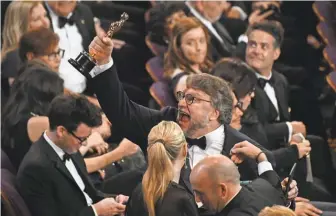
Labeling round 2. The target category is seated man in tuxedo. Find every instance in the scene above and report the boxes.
[190,141,288,216]
[246,20,336,199]
[17,94,127,216]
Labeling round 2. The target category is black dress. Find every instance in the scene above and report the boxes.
[2,113,34,170]
[126,181,199,216]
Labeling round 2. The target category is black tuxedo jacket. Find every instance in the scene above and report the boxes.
[240,111,299,171]
[16,136,105,216]
[217,170,286,216]
[44,2,96,50]
[251,71,291,146]
[89,64,276,195]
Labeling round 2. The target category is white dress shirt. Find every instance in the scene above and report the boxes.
[45,3,87,93]
[255,72,293,142]
[43,132,98,216]
[91,60,274,175]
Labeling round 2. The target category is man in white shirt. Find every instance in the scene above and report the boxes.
[44,1,96,94]
[245,20,306,145]
[17,94,127,216]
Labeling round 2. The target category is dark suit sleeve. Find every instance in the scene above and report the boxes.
[91,65,175,150]
[264,122,290,144]
[227,210,254,216]
[272,145,298,170]
[258,170,282,189]
[17,163,95,216]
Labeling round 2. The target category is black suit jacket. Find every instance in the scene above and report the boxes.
[251,71,291,146]
[240,111,299,171]
[44,2,95,50]
[125,182,199,216]
[16,136,105,216]
[90,64,275,195]
[217,170,286,216]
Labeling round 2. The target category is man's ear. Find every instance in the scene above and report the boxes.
[26,52,35,61]
[56,126,67,139]
[209,109,220,121]
[273,48,281,61]
[219,183,227,198]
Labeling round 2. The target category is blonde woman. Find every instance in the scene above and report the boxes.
[1,1,50,97]
[126,121,198,216]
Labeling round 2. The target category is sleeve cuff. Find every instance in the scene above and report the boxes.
[238,34,248,43]
[89,58,114,78]
[286,122,293,143]
[91,205,98,216]
[258,161,273,175]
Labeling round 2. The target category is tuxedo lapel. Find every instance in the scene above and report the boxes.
[179,156,194,195]
[43,2,54,31]
[272,73,288,121]
[72,8,90,49]
[254,86,279,122]
[38,137,89,204]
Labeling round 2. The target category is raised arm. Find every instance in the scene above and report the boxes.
[86,34,176,149]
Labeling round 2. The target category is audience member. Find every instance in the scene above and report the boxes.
[126,121,198,216]
[43,0,95,94]
[17,94,128,216]
[1,66,64,169]
[147,2,187,47]
[211,58,311,172]
[164,17,213,95]
[19,27,62,72]
[190,142,286,216]
[1,1,50,98]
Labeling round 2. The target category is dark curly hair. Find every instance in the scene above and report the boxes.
[147,2,188,46]
[48,94,102,132]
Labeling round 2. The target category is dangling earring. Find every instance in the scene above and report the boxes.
[184,157,189,169]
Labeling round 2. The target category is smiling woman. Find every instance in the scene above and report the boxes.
[164,17,213,96]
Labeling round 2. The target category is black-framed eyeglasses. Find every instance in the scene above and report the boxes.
[176,91,211,105]
[44,48,65,60]
[234,101,244,112]
[68,130,90,144]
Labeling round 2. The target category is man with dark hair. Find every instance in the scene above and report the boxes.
[17,94,127,216]
[73,31,299,206]
[246,20,336,201]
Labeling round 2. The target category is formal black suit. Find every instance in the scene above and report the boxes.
[125,181,199,216]
[240,110,299,171]
[217,170,286,216]
[89,63,276,196]
[251,71,290,146]
[16,136,105,216]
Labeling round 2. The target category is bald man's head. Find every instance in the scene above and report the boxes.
[191,155,240,185]
[190,155,241,212]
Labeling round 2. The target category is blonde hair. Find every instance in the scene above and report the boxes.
[1,1,41,59]
[142,121,187,216]
[259,205,297,216]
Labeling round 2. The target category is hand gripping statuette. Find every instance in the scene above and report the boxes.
[68,12,129,75]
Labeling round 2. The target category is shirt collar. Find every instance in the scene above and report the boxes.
[255,71,272,80]
[45,2,73,28]
[43,131,66,161]
[204,125,224,145]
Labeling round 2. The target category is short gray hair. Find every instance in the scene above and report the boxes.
[186,73,233,124]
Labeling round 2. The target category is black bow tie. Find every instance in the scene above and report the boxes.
[258,76,275,89]
[187,137,207,150]
[62,153,71,163]
[58,16,75,28]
